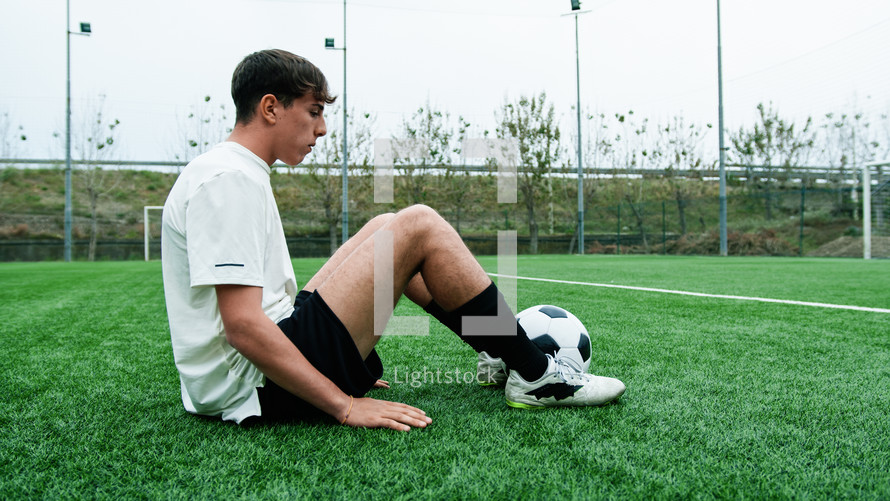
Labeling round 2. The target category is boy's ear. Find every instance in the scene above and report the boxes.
[258,94,278,125]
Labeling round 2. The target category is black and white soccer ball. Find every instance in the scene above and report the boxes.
[516,305,592,372]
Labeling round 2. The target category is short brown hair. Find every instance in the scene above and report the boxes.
[231,49,336,124]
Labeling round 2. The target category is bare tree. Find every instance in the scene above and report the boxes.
[300,104,376,254]
[610,110,654,250]
[878,112,890,163]
[1,111,27,160]
[1,111,28,195]
[170,95,232,166]
[560,109,613,252]
[57,96,121,261]
[818,111,877,214]
[658,116,709,235]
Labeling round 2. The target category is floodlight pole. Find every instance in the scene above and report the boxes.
[716,0,728,256]
[340,0,348,245]
[566,2,590,255]
[326,0,348,246]
[574,11,584,255]
[65,1,72,262]
[863,162,871,260]
[65,0,90,262]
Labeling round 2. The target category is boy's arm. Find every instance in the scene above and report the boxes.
[215,284,430,431]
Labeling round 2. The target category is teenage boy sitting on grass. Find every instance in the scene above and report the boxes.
[161,49,625,431]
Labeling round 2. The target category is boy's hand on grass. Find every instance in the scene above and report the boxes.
[345,398,431,432]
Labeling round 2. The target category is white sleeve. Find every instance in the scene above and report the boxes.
[185,171,267,288]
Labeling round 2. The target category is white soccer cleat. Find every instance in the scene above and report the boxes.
[505,355,625,408]
[476,351,508,386]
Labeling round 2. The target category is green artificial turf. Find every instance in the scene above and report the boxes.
[1,256,888,499]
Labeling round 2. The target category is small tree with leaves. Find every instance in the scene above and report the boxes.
[496,92,563,254]
[392,102,454,207]
[437,116,488,234]
[730,102,815,220]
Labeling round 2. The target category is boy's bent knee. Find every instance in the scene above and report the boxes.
[399,204,441,222]
[368,212,396,227]
[391,205,454,243]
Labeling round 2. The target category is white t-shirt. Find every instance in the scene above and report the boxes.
[161,141,298,424]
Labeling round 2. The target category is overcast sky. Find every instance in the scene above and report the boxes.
[2,0,889,163]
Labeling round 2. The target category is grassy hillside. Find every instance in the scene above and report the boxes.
[0,167,868,258]
[0,168,175,240]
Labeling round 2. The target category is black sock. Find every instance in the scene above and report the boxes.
[423,283,548,381]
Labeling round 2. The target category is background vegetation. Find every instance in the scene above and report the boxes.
[0,165,877,260]
[1,95,888,260]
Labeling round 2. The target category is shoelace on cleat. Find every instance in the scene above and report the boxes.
[553,357,587,383]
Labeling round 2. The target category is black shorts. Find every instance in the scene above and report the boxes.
[255,289,383,422]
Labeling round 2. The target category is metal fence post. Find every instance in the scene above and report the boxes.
[799,184,806,257]
[616,204,621,256]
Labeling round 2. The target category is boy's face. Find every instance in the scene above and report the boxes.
[272,93,327,166]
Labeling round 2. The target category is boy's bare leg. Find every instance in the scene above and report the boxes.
[305,212,434,309]
[303,212,395,293]
[305,211,441,338]
[404,273,433,307]
[315,205,491,359]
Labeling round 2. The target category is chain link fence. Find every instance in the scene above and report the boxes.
[2,180,887,261]
[277,183,887,259]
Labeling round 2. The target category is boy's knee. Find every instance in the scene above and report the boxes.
[393,205,446,237]
[401,204,440,221]
[369,212,396,226]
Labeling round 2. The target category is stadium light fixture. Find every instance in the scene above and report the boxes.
[65,1,91,262]
[325,0,349,246]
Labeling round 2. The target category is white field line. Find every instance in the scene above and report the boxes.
[488,273,890,314]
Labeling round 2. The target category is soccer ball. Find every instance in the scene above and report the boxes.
[516,305,592,372]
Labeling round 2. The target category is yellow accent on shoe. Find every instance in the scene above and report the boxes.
[505,400,544,409]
